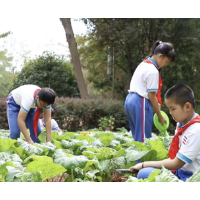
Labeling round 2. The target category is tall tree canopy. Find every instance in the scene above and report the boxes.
[78,18,200,100]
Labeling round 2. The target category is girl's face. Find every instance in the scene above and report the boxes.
[165,98,193,125]
[157,54,171,68]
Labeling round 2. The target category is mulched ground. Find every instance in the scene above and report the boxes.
[44,173,69,182]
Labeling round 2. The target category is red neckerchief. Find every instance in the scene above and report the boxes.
[33,89,41,138]
[168,114,200,173]
[144,59,163,106]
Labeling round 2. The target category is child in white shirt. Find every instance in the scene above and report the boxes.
[130,84,200,181]
[6,84,56,144]
[39,108,63,136]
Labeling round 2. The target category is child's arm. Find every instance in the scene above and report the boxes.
[18,109,34,144]
[57,128,63,136]
[52,119,63,135]
[43,109,52,142]
[130,157,185,171]
[148,92,166,125]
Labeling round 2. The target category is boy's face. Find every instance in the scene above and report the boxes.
[165,98,190,124]
[36,97,49,108]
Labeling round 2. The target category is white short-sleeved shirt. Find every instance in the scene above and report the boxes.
[39,118,59,132]
[128,58,159,99]
[11,84,51,113]
[175,114,200,173]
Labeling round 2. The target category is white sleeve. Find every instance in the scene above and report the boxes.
[21,96,34,113]
[51,119,59,130]
[177,125,200,163]
[145,71,159,93]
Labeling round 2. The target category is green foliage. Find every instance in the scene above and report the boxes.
[0,32,11,39]
[79,18,200,129]
[0,128,199,182]
[9,51,80,97]
[98,116,115,131]
[53,97,128,131]
[0,98,9,129]
[0,50,14,97]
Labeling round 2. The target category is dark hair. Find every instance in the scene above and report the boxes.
[38,88,56,105]
[146,40,175,61]
[165,84,195,108]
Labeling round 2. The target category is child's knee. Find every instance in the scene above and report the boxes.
[10,131,20,139]
[137,167,157,179]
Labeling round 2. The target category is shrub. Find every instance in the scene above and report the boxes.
[0,97,129,132]
[53,97,129,131]
[0,98,9,129]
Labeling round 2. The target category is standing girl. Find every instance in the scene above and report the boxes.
[124,40,175,142]
[6,84,56,144]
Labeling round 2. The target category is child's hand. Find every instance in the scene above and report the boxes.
[129,163,143,171]
[27,139,34,145]
[158,115,167,125]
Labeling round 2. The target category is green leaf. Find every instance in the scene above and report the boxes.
[17,139,43,155]
[26,161,66,181]
[61,139,83,151]
[6,166,42,182]
[0,152,23,169]
[0,138,17,152]
[186,168,200,182]
[125,149,151,162]
[110,157,126,170]
[10,146,29,160]
[140,150,157,162]
[115,148,125,157]
[0,161,15,182]
[23,155,53,165]
[99,160,110,176]
[54,149,88,173]
[147,140,168,160]
[76,135,94,143]
[34,142,56,157]
[129,141,150,151]
[52,139,63,149]
[155,166,183,182]
[83,158,102,174]
[97,133,115,147]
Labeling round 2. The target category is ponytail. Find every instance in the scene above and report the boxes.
[144,40,175,61]
[144,40,162,60]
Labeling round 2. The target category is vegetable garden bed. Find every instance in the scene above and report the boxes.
[0,129,199,182]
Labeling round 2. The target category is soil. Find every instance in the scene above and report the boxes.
[44,173,69,182]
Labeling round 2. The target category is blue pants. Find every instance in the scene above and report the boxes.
[137,167,193,182]
[124,93,153,142]
[6,94,42,143]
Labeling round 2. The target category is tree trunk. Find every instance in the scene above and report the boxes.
[60,18,89,99]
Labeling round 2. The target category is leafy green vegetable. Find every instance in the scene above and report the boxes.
[54,149,88,172]
[6,166,42,182]
[23,155,53,165]
[0,138,17,152]
[26,161,66,181]
[17,139,43,155]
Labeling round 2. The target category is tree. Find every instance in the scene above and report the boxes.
[60,18,89,99]
[9,52,80,98]
[0,50,14,97]
[0,32,10,39]
[79,18,200,100]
